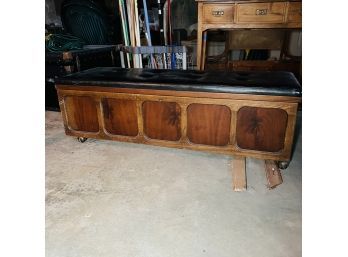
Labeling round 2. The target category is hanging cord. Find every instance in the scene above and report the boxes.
[45,34,85,52]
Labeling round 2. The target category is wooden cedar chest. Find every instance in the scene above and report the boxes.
[55,67,301,171]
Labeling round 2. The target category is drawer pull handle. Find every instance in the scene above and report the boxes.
[256,9,268,15]
[212,10,224,17]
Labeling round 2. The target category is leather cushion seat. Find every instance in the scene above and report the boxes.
[56,67,301,97]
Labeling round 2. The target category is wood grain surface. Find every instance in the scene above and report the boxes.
[57,86,299,161]
[287,2,302,23]
[235,2,287,24]
[102,98,138,136]
[236,106,288,152]
[202,4,234,23]
[232,156,246,191]
[64,96,99,132]
[187,103,231,146]
[143,101,181,141]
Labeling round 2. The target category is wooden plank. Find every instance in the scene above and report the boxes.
[232,156,246,191]
[179,103,188,142]
[264,160,283,189]
[196,2,203,70]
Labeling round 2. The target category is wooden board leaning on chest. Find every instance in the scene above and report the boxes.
[196,0,302,70]
[56,85,300,162]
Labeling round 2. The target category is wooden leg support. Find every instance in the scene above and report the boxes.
[232,156,246,191]
[264,160,283,189]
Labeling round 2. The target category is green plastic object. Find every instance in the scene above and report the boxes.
[45,34,85,52]
[61,0,110,45]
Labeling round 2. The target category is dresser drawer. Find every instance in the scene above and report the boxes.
[235,2,287,24]
[287,2,302,23]
[202,4,234,23]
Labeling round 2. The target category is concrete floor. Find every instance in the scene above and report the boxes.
[46,111,302,257]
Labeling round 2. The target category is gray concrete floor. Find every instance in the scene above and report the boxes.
[46,111,301,257]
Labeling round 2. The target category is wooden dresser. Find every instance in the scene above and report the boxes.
[196,0,302,70]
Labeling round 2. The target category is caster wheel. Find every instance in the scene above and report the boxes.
[277,161,289,170]
[77,137,87,143]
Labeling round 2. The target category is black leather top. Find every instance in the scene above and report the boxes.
[56,67,301,97]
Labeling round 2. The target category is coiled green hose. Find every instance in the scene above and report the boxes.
[45,34,86,52]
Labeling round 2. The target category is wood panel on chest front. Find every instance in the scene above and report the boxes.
[102,98,138,136]
[64,96,99,132]
[236,106,288,152]
[187,103,231,146]
[58,88,299,161]
[142,101,182,141]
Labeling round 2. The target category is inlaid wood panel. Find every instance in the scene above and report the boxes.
[235,2,287,24]
[142,101,181,141]
[64,96,99,132]
[202,4,234,23]
[236,107,288,152]
[287,2,302,23]
[57,85,300,161]
[102,98,138,136]
[187,103,231,146]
